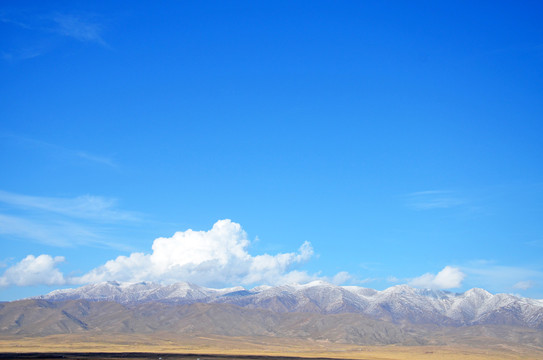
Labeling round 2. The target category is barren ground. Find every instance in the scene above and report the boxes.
[1,334,543,360]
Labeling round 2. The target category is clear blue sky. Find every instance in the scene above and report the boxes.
[1,1,542,301]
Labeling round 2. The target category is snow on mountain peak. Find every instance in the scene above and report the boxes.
[251,284,272,292]
[382,284,416,295]
[464,288,492,298]
[31,281,543,329]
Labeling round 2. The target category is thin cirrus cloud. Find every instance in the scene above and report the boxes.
[0,213,101,248]
[405,190,465,210]
[0,190,138,222]
[1,10,108,61]
[1,47,44,61]
[0,190,140,249]
[51,13,107,46]
[75,151,117,168]
[461,261,543,293]
[514,281,535,290]
[0,220,327,288]
[1,133,118,168]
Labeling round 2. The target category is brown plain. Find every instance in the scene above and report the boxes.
[1,333,543,360]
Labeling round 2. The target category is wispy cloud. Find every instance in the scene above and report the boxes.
[1,10,109,61]
[2,47,44,61]
[1,133,118,168]
[51,13,107,46]
[75,151,117,168]
[461,261,543,294]
[405,190,466,210]
[0,214,100,247]
[525,239,543,248]
[0,15,33,30]
[0,190,141,249]
[514,280,535,290]
[0,190,138,222]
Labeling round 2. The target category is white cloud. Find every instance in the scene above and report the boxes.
[76,151,117,167]
[1,133,117,168]
[330,271,351,285]
[0,190,136,222]
[1,220,353,288]
[75,219,316,287]
[513,280,534,290]
[462,262,543,293]
[0,255,65,287]
[52,14,107,46]
[409,266,465,289]
[0,190,141,249]
[0,213,101,247]
[405,190,465,210]
[1,11,108,48]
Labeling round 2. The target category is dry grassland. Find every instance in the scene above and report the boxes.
[1,334,543,360]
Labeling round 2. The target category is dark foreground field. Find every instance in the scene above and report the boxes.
[0,355,342,360]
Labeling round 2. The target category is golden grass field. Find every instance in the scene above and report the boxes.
[1,334,543,360]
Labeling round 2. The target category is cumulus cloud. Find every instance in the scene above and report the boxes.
[409,266,465,289]
[1,220,354,288]
[0,255,65,287]
[75,219,316,287]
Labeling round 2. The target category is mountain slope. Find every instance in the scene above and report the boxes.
[2,298,543,349]
[0,299,419,345]
[34,281,543,329]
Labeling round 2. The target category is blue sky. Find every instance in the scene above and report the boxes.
[1,1,542,301]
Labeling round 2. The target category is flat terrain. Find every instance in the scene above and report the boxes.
[0,355,341,360]
[1,334,543,360]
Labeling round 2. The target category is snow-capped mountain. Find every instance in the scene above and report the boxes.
[34,280,543,329]
[38,281,244,304]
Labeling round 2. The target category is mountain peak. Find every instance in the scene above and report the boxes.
[383,284,415,294]
[299,280,333,288]
[463,288,492,299]
[29,281,543,329]
[251,284,272,292]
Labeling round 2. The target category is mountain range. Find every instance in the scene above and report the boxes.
[30,280,543,329]
[1,281,543,350]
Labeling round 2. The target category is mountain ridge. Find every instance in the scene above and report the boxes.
[3,297,543,349]
[30,281,543,329]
